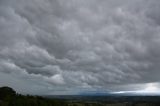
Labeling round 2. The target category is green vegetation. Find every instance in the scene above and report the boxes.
[0,87,67,106]
[0,86,160,106]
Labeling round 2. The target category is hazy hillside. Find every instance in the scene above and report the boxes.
[1,87,160,106]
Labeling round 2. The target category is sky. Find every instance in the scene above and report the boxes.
[0,0,160,95]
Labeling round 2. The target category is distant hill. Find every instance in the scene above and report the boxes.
[1,86,160,106]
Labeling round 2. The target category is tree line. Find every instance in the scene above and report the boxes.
[0,86,67,106]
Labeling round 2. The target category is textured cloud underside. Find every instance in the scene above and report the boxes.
[0,0,160,94]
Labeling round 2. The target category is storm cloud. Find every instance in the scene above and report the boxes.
[0,0,160,94]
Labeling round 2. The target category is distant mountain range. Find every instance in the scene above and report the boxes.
[1,86,160,106]
[77,90,160,96]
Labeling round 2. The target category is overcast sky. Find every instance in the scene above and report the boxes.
[0,0,160,95]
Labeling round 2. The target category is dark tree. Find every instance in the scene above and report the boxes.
[0,87,16,100]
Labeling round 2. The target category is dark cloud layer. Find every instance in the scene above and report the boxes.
[0,0,160,94]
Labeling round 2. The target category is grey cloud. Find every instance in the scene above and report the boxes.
[0,0,160,94]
